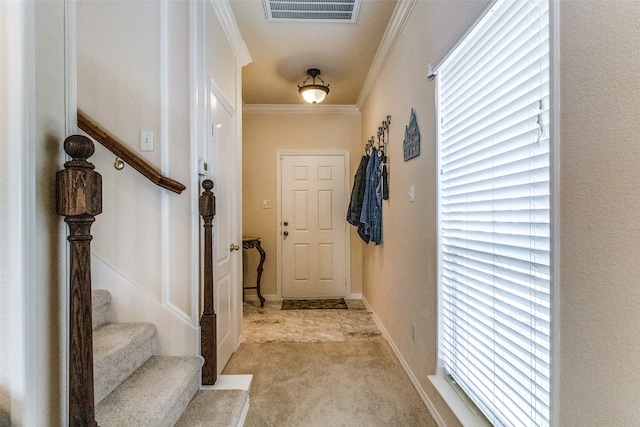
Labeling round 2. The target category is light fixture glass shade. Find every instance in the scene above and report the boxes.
[298,69,329,104]
[299,86,329,104]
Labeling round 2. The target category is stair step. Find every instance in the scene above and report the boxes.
[94,322,156,405]
[176,389,249,427]
[96,356,203,427]
[92,289,111,330]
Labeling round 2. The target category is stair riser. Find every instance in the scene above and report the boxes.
[93,303,111,330]
[95,356,203,427]
[157,371,201,427]
[91,290,204,426]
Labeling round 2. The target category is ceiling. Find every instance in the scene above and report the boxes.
[229,0,398,105]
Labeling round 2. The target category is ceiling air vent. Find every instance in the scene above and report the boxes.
[263,0,361,23]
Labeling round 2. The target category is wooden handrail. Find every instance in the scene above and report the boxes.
[56,135,101,427]
[199,179,217,385]
[77,109,186,194]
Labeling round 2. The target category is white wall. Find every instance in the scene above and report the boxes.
[0,1,69,424]
[77,0,248,359]
[77,1,197,355]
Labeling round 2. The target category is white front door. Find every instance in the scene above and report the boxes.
[208,84,239,373]
[280,154,348,298]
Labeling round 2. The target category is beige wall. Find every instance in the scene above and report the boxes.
[358,1,481,425]
[358,0,640,425]
[242,108,362,298]
[558,1,640,424]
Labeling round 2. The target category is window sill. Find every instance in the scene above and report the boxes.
[429,374,491,427]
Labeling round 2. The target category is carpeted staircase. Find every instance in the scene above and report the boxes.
[92,289,251,426]
[92,289,203,426]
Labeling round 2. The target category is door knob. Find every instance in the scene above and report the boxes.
[283,221,289,226]
[283,231,289,237]
[230,244,240,252]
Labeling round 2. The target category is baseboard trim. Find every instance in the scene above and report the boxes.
[242,294,278,303]
[244,294,362,302]
[361,296,446,427]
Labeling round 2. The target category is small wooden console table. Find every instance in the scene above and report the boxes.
[242,237,265,307]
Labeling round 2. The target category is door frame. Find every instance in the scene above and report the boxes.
[275,150,351,300]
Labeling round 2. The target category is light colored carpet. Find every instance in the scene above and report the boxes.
[242,300,382,343]
[222,340,438,427]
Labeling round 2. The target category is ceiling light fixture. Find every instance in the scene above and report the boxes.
[298,69,330,104]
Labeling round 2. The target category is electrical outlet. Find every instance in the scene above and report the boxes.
[262,199,271,209]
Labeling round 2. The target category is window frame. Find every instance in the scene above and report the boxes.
[428,1,560,425]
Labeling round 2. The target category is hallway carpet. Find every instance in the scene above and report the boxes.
[223,302,438,427]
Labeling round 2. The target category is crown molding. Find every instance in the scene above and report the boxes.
[243,104,361,114]
[356,0,417,109]
[209,0,252,66]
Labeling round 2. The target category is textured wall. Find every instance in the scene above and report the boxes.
[358,1,484,425]
[360,0,640,425]
[559,1,640,424]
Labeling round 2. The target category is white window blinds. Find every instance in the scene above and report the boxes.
[437,0,550,426]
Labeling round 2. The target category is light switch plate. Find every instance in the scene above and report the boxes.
[140,131,154,152]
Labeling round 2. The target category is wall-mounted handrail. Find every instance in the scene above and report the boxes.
[77,109,186,194]
[199,179,217,385]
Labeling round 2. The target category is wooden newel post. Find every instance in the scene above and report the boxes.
[56,135,102,427]
[199,179,217,385]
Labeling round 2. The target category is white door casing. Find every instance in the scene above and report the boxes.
[278,152,350,298]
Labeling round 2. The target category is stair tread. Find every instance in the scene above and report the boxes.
[96,356,203,427]
[176,389,249,427]
[94,322,156,369]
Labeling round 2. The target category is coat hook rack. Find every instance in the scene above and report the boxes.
[361,115,391,200]
[364,115,391,156]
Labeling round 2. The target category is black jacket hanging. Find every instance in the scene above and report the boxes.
[346,154,369,227]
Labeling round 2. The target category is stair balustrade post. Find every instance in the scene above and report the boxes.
[199,179,217,385]
[56,135,102,427]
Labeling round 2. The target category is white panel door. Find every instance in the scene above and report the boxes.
[208,85,238,373]
[281,155,347,298]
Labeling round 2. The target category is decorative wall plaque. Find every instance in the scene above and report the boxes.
[403,109,420,161]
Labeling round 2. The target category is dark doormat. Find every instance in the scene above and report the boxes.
[282,298,348,310]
